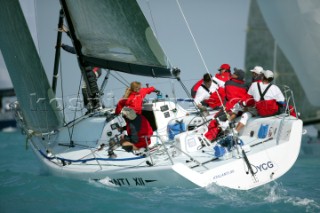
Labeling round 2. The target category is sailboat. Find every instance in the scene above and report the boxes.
[0,53,16,132]
[0,88,16,132]
[0,0,302,190]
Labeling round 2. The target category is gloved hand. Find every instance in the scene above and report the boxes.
[154,90,161,95]
[239,101,247,108]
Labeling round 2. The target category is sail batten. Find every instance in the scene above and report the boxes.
[60,0,173,78]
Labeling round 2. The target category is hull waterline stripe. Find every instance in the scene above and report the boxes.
[38,150,145,163]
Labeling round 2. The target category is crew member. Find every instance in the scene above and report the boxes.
[194,73,224,112]
[120,107,153,151]
[115,81,159,115]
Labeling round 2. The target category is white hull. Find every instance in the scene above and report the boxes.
[25,101,302,190]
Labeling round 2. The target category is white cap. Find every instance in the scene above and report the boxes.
[263,70,274,78]
[121,107,137,120]
[250,66,263,74]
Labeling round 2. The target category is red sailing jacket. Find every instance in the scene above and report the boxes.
[215,72,231,82]
[224,78,248,110]
[204,119,221,141]
[115,87,155,114]
[191,79,204,98]
[205,87,225,109]
[191,79,225,108]
[126,115,153,148]
[256,100,279,117]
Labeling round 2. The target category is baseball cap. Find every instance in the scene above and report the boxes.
[218,64,230,71]
[233,68,245,81]
[250,66,263,74]
[121,107,137,120]
[263,70,274,78]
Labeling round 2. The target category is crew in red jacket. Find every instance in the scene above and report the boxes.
[115,81,158,115]
[231,70,286,135]
[204,68,247,141]
[224,68,248,111]
[120,107,154,151]
[215,64,232,85]
[194,73,225,111]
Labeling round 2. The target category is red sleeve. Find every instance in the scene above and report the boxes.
[243,94,255,107]
[139,87,155,98]
[115,99,127,115]
[206,88,225,109]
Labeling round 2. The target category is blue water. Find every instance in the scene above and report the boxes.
[0,131,319,213]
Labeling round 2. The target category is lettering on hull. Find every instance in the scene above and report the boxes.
[212,169,235,180]
[250,161,274,174]
[108,177,157,186]
[211,161,275,180]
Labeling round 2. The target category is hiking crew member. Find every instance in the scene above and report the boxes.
[224,68,248,111]
[250,66,264,83]
[194,73,224,111]
[248,70,285,117]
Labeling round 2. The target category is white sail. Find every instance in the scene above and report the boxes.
[257,0,320,107]
[0,52,12,90]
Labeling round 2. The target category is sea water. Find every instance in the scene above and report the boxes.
[0,130,319,213]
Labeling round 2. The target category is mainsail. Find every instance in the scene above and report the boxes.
[60,0,173,78]
[0,0,63,132]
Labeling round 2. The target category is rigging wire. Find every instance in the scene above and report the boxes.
[175,0,210,74]
[145,0,173,69]
[58,55,72,142]
[145,0,178,102]
[109,72,130,87]
[175,0,230,123]
[69,75,85,140]
[114,71,130,86]
[59,58,66,124]
[146,0,158,38]
[33,1,41,55]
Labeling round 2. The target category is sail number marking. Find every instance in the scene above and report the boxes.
[109,177,156,186]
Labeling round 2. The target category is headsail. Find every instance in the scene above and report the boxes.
[0,0,63,132]
[60,0,173,78]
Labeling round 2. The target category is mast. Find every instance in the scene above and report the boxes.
[52,9,65,94]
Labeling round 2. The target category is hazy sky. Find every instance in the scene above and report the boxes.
[2,0,250,102]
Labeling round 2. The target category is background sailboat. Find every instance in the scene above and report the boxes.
[0,53,16,131]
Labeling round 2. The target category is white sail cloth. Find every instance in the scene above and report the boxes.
[258,0,320,106]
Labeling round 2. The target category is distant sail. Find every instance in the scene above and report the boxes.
[61,0,172,78]
[257,0,320,107]
[0,0,63,132]
[0,52,13,90]
[246,0,320,123]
